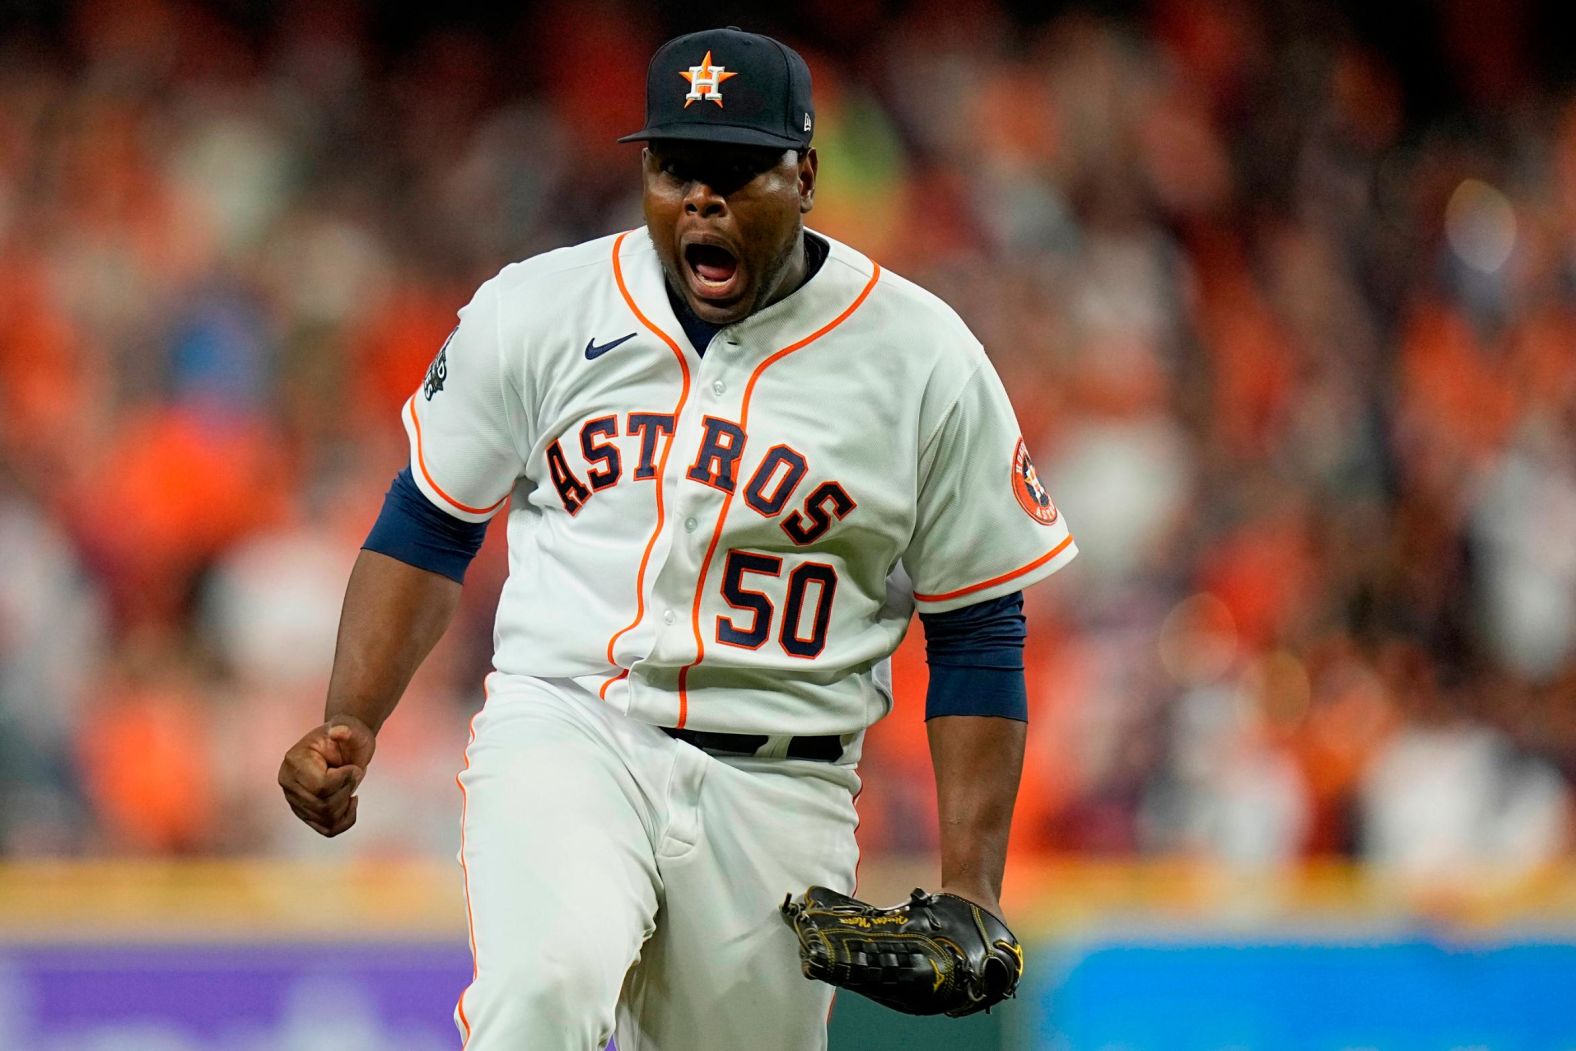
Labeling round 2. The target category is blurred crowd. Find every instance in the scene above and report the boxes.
[1,0,1573,877]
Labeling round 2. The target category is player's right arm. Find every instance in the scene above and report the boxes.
[278,551,461,835]
[279,278,524,838]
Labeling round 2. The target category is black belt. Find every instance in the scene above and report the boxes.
[662,727,842,762]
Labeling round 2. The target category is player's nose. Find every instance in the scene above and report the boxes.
[682,179,727,218]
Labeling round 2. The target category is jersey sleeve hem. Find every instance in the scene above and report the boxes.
[402,395,511,523]
[913,534,1077,614]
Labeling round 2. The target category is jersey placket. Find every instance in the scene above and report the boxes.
[629,324,754,726]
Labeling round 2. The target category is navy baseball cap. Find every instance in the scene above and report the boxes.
[619,27,814,150]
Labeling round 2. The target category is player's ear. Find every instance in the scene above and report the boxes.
[640,146,664,194]
[798,147,817,214]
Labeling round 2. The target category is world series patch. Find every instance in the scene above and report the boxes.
[424,328,454,401]
[1012,437,1057,525]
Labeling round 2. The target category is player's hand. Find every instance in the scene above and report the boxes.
[278,716,377,837]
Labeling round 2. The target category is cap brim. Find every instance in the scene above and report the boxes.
[617,123,806,148]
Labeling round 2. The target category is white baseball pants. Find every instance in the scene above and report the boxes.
[453,673,861,1050]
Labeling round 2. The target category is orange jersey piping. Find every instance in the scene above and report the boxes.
[455,682,486,1046]
[912,533,1076,603]
[601,231,693,697]
[406,396,510,517]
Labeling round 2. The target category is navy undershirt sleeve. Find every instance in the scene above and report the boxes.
[362,466,490,584]
[918,591,1028,721]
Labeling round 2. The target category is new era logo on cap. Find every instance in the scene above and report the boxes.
[619,27,815,150]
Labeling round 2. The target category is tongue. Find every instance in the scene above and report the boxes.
[696,259,736,283]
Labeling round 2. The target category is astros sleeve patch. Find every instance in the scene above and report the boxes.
[1012,437,1059,525]
[903,361,1077,613]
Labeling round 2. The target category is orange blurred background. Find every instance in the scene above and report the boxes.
[1,0,1573,887]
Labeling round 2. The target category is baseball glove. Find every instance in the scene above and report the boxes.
[779,885,1023,1017]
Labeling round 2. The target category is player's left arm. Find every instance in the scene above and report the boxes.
[780,591,1030,1014]
[919,591,1029,918]
[903,346,1077,918]
[929,714,1024,918]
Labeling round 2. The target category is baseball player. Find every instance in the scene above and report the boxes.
[278,26,1076,1049]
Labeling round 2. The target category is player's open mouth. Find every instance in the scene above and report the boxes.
[683,242,742,301]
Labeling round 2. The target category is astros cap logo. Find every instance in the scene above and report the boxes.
[681,50,738,108]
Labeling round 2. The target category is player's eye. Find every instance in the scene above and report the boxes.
[654,156,760,193]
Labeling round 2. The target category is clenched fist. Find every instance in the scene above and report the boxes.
[278,716,376,836]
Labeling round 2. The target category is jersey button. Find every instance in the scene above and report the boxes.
[663,609,676,625]
[683,516,698,532]
[712,380,726,396]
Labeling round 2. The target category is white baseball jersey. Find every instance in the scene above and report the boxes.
[403,229,1076,739]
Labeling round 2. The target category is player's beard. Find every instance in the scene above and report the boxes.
[755,223,807,311]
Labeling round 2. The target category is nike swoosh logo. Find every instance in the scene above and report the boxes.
[585,333,637,360]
